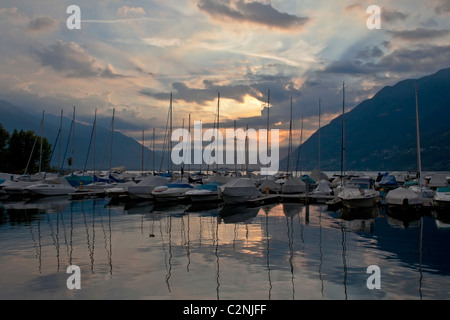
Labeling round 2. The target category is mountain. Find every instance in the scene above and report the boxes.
[283,68,450,172]
[0,101,164,171]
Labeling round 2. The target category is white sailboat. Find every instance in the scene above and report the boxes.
[127,175,169,199]
[408,83,435,206]
[221,178,262,204]
[186,181,221,202]
[386,187,421,210]
[151,179,194,202]
[24,177,75,196]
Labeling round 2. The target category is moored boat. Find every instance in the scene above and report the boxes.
[338,177,379,209]
[385,187,421,212]
[151,180,194,202]
[433,187,450,210]
[186,182,221,203]
[221,178,262,205]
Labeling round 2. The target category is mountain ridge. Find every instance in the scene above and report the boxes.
[283,67,450,172]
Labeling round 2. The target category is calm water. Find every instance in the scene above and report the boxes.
[0,196,450,300]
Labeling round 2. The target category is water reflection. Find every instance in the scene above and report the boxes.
[0,197,450,299]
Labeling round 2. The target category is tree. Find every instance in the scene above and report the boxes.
[5,129,52,174]
[0,124,9,171]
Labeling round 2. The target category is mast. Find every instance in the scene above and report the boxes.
[188,113,191,174]
[58,109,63,173]
[287,96,293,176]
[152,128,155,175]
[266,89,270,179]
[142,129,145,174]
[109,108,115,176]
[72,106,75,170]
[415,82,422,189]
[169,93,173,177]
[234,119,237,175]
[217,92,220,173]
[39,110,44,174]
[318,99,321,172]
[340,82,346,183]
[93,109,97,179]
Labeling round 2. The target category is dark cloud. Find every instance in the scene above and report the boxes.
[140,80,259,104]
[27,16,57,32]
[355,46,384,60]
[388,28,450,41]
[33,40,126,78]
[379,44,450,73]
[197,0,309,29]
[322,44,450,76]
[382,7,409,23]
[435,0,450,14]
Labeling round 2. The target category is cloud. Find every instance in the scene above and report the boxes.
[435,0,450,14]
[382,7,409,23]
[140,80,257,104]
[322,44,450,76]
[197,0,309,30]
[117,5,146,18]
[27,16,57,32]
[388,28,450,41]
[142,37,183,48]
[33,40,126,78]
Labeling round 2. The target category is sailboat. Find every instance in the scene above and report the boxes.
[386,186,421,212]
[186,181,222,202]
[127,175,169,199]
[151,179,194,202]
[24,176,76,196]
[221,178,262,204]
[337,83,379,209]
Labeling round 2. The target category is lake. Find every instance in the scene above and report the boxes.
[0,196,449,300]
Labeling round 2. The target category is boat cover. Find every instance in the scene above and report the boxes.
[282,177,306,194]
[222,178,261,197]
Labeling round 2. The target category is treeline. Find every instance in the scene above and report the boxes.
[0,123,52,174]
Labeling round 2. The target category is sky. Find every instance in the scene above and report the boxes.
[1,0,450,151]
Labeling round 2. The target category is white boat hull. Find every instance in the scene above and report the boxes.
[152,188,191,202]
[341,196,378,209]
[26,186,75,196]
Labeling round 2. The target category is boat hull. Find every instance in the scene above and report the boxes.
[340,196,378,209]
[433,199,450,210]
[152,188,191,202]
[27,187,75,196]
[188,193,220,203]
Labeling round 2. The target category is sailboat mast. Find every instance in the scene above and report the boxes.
[188,113,191,174]
[217,92,220,173]
[142,129,145,174]
[93,109,97,179]
[59,109,63,173]
[110,108,115,175]
[266,89,270,179]
[341,82,346,182]
[287,96,293,175]
[169,93,173,177]
[152,128,155,174]
[415,82,422,186]
[39,110,44,174]
[318,99,321,172]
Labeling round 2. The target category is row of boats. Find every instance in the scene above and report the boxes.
[1,169,449,214]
